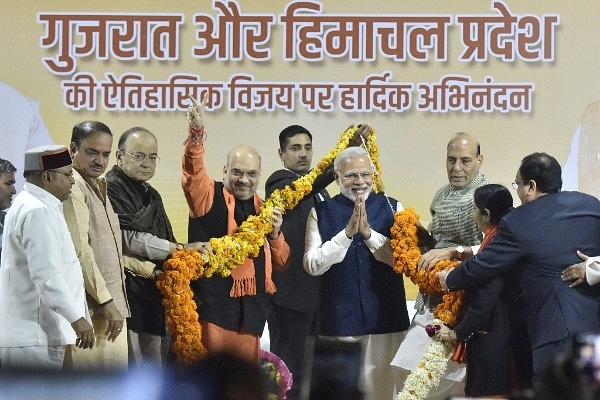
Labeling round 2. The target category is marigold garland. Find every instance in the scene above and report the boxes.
[391,207,465,400]
[157,125,381,364]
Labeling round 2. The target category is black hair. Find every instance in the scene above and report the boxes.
[0,158,17,174]
[519,152,562,194]
[278,125,312,150]
[71,121,112,146]
[473,184,514,225]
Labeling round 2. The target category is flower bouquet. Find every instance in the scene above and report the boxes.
[260,349,293,400]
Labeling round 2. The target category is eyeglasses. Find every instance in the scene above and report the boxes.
[511,180,527,190]
[122,151,160,164]
[47,170,74,178]
[342,171,373,182]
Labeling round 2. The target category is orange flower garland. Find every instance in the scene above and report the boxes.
[390,207,464,326]
[392,208,465,400]
[157,125,380,364]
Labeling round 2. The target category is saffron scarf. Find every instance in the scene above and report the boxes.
[222,188,276,297]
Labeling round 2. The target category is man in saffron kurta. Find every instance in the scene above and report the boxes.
[182,97,290,364]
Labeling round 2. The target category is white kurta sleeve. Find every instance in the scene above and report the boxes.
[586,256,600,286]
[303,207,353,276]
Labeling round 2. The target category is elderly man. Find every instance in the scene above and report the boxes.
[62,121,130,371]
[438,152,600,380]
[0,158,17,255]
[392,132,492,399]
[106,127,204,368]
[182,96,290,365]
[303,146,409,400]
[264,123,368,399]
[0,145,94,371]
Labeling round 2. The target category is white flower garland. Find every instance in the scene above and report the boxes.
[396,335,454,400]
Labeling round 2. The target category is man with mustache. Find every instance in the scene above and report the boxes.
[0,145,94,371]
[62,121,130,371]
[303,146,409,400]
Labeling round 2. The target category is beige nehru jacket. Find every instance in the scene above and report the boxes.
[63,170,130,318]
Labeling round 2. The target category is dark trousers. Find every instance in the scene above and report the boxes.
[267,303,314,400]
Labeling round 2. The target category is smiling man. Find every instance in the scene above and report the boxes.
[303,146,409,400]
[182,95,290,365]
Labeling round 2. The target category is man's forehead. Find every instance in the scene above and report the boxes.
[0,172,15,182]
[125,133,157,151]
[228,155,260,171]
[286,133,312,145]
[340,156,371,170]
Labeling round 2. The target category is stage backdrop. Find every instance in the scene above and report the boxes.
[2,0,599,298]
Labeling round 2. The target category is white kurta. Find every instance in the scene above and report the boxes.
[0,183,87,347]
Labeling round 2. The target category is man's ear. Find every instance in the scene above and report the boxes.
[40,170,52,186]
[483,208,491,223]
[69,142,77,157]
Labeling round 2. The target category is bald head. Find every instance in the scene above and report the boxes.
[226,145,261,169]
[223,145,262,200]
[446,132,483,189]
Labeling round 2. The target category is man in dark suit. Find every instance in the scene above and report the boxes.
[438,152,600,379]
[264,124,368,399]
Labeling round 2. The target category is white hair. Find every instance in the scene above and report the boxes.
[333,146,370,172]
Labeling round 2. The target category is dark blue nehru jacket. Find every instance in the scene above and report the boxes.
[314,193,410,336]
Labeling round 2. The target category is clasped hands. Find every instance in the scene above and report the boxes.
[345,193,371,240]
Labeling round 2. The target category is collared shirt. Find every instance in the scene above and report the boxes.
[0,183,87,347]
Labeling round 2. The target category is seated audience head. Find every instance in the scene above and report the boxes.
[446,132,483,190]
[333,146,373,202]
[277,124,313,175]
[0,158,17,210]
[116,127,159,182]
[473,184,514,232]
[223,145,261,201]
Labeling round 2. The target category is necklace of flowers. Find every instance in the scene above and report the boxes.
[156,125,381,364]
[391,208,465,400]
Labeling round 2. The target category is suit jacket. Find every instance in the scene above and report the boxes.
[447,191,600,356]
[264,166,333,313]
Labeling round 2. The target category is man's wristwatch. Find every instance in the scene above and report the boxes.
[455,245,465,260]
